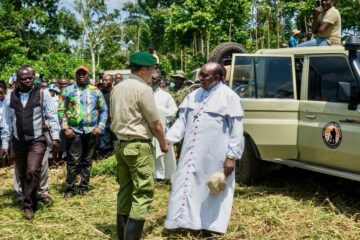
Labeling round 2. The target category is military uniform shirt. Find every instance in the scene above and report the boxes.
[110,74,159,140]
[318,6,341,45]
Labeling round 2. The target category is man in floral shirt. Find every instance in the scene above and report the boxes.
[58,66,108,197]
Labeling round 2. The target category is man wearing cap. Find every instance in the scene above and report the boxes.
[58,66,107,198]
[288,29,301,47]
[110,51,168,240]
[2,66,60,220]
[169,70,193,106]
[165,62,244,235]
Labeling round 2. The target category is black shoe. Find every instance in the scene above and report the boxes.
[117,215,128,240]
[63,191,76,199]
[23,209,34,220]
[124,218,145,240]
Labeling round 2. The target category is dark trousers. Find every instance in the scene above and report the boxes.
[13,136,47,211]
[98,125,115,158]
[65,133,97,192]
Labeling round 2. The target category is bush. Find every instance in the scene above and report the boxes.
[91,155,117,177]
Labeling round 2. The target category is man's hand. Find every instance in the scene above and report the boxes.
[223,157,235,177]
[2,149,9,159]
[160,142,168,153]
[91,127,102,137]
[313,7,322,15]
[64,128,75,139]
[51,140,60,152]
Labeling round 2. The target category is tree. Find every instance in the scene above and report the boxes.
[74,0,120,81]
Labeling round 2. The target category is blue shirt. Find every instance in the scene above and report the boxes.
[288,35,298,47]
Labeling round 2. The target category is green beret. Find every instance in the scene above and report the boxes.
[129,51,157,66]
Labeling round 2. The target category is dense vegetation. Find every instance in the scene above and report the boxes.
[0,0,359,80]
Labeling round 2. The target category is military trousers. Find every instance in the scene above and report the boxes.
[115,140,155,220]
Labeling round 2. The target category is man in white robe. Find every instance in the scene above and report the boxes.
[165,62,244,234]
[151,72,178,181]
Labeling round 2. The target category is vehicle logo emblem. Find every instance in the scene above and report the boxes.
[322,122,342,149]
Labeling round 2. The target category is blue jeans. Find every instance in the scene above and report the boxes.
[297,38,329,47]
[98,125,115,158]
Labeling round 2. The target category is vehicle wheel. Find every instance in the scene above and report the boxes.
[208,42,246,65]
[236,135,261,185]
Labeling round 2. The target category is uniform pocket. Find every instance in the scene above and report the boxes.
[123,146,139,156]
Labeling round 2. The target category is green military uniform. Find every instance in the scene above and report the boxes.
[110,52,158,222]
[115,140,154,219]
[171,86,194,106]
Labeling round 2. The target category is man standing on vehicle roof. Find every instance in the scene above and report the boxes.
[298,0,341,47]
[110,51,168,240]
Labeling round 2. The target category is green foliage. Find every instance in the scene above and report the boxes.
[158,55,172,79]
[91,155,117,177]
[34,52,89,81]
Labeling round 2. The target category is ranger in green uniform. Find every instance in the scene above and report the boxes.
[169,70,193,106]
[110,51,168,240]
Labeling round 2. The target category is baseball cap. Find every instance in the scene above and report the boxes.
[76,66,89,73]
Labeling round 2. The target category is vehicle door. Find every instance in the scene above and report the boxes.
[298,54,360,172]
[230,54,299,160]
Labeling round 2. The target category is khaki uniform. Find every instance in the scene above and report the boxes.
[110,74,159,220]
[318,7,342,45]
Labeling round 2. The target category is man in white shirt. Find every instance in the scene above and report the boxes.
[150,71,178,181]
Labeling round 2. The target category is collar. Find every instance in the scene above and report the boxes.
[203,81,222,93]
[76,83,90,90]
[131,74,148,85]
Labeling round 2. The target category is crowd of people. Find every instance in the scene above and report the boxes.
[0,1,345,238]
[0,50,244,239]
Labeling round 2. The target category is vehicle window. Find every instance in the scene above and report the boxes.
[308,56,354,102]
[232,56,294,99]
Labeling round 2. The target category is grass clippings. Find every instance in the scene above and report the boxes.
[1,159,360,239]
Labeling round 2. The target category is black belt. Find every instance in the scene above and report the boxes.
[119,139,152,143]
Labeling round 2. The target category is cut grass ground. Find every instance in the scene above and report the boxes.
[1,157,360,239]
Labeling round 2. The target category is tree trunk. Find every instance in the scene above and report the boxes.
[180,49,183,71]
[200,31,204,56]
[206,30,210,60]
[228,20,232,42]
[90,47,96,84]
[137,24,141,51]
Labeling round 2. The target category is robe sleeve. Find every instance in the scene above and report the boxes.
[226,116,244,160]
[166,108,186,144]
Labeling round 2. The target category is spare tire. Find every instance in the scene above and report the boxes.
[208,42,246,65]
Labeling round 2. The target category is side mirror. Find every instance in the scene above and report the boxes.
[336,82,350,102]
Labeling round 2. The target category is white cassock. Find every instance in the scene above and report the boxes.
[153,87,178,180]
[165,82,244,233]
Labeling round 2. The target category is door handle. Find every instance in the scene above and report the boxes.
[306,114,316,119]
